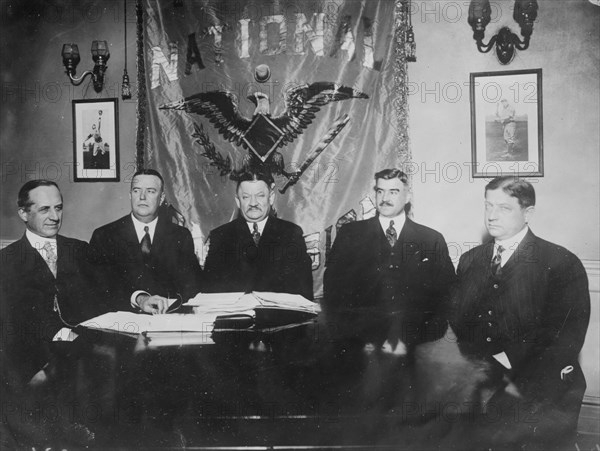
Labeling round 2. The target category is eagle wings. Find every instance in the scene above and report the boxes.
[159,82,368,153]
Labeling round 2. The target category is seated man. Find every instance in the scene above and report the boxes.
[88,169,202,313]
[0,180,100,446]
[451,176,590,448]
[203,170,313,300]
[323,168,456,352]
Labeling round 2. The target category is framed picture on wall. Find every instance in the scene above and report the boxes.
[72,98,120,182]
[470,69,543,178]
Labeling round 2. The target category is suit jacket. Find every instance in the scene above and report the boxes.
[0,235,102,385]
[203,215,313,300]
[452,230,590,428]
[323,216,456,347]
[88,214,202,310]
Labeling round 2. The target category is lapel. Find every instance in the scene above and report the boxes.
[17,234,56,282]
[235,215,256,248]
[499,229,537,279]
[395,218,422,263]
[151,214,169,257]
[260,216,278,246]
[120,215,144,265]
[56,235,70,278]
[365,216,391,259]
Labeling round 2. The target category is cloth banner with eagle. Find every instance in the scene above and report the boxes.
[142,0,406,298]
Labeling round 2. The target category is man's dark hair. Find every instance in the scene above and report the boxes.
[374,168,409,185]
[235,170,275,191]
[485,176,536,208]
[131,168,165,191]
[17,180,61,210]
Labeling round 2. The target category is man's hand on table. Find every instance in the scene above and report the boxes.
[137,294,170,314]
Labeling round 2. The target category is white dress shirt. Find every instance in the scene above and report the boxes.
[130,215,159,307]
[378,212,406,237]
[245,217,268,235]
[494,225,529,267]
[131,214,158,244]
[26,229,57,262]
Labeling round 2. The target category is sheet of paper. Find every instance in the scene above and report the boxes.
[252,292,321,313]
[185,292,246,307]
[52,327,79,342]
[80,311,217,333]
[492,351,512,369]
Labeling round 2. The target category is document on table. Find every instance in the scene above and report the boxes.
[79,311,219,334]
[186,291,320,315]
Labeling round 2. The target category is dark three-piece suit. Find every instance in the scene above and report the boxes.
[88,214,202,309]
[203,215,314,300]
[0,235,102,387]
[323,216,457,348]
[452,229,590,435]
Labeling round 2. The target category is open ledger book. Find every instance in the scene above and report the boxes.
[72,292,319,346]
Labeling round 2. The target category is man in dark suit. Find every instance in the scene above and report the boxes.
[203,170,313,300]
[323,168,456,353]
[451,176,590,448]
[88,169,202,313]
[0,180,98,446]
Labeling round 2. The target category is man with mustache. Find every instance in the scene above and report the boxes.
[88,169,202,313]
[324,168,456,354]
[203,170,313,300]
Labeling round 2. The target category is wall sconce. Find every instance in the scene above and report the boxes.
[62,41,110,92]
[468,0,538,65]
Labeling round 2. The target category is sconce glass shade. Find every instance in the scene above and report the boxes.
[91,40,110,61]
[468,0,492,32]
[62,40,109,92]
[61,43,81,67]
[514,0,538,36]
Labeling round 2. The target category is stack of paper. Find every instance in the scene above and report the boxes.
[80,311,217,333]
[185,291,320,315]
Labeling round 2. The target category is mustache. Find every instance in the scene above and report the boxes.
[379,201,393,207]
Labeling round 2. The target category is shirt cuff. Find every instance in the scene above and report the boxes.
[131,290,150,309]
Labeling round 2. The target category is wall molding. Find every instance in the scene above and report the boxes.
[0,239,15,250]
[582,259,600,293]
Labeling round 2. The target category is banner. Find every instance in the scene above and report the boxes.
[141,0,409,298]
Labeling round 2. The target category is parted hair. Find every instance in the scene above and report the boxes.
[235,169,275,191]
[17,180,61,210]
[485,176,536,208]
[131,168,165,191]
[374,168,409,185]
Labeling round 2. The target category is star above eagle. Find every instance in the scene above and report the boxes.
[160,82,368,177]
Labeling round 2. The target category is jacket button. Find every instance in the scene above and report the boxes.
[488,322,493,327]
[389,265,394,269]
[486,337,492,342]
[493,283,499,289]
[488,310,493,315]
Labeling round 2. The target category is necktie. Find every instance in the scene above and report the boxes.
[252,223,261,246]
[141,226,152,258]
[490,245,505,276]
[42,241,58,277]
[386,220,397,247]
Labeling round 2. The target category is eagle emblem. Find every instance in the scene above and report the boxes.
[160,81,368,180]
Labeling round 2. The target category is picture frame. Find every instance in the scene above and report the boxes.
[72,98,120,182]
[470,69,543,178]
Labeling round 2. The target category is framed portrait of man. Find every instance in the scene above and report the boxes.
[470,69,543,178]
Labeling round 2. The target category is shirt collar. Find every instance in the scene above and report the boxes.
[378,212,406,235]
[494,225,529,266]
[246,217,269,235]
[131,214,159,242]
[25,229,56,251]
